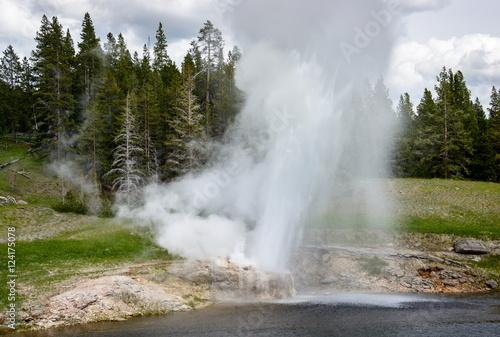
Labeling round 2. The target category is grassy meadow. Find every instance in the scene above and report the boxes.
[313,178,500,241]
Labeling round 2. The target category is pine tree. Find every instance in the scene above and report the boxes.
[115,33,134,92]
[19,57,36,139]
[414,88,438,177]
[32,15,76,159]
[136,42,152,84]
[1,45,21,88]
[195,20,225,135]
[489,86,500,120]
[0,45,22,142]
[488,86,500,180]
[470,98,494,180]
[393,93,416,177]
[76,12,103,111]
[153,22,170,71]
[103,32,118,69]
[211,46,244,140]
[433,67,473,178]
[156,61,182,180]
[107,91,144,207]
[137,72,162,180]
[80,99,104,195]
[166,53,207,177]
[90,69,123,184]
[0,80,8,135]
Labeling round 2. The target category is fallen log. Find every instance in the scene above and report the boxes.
[8,169,31,179]
[0,156,28,170]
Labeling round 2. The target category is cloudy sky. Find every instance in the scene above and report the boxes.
[0,0,499,109]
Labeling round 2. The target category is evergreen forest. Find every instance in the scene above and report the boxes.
[1,13,499,213]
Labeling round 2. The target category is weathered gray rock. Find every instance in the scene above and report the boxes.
[427,255,444,263]
[0,195,17,206]
[454,238,488,255]
[41,275,194,327]
[170,257,296,300]
[444,281,456,287]
[486,280,498,289]
[445,258,463,267]
[320,276,339,284]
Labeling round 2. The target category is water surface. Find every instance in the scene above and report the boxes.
[20,293,500,337]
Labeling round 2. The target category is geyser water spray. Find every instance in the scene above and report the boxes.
[121,0,400,272]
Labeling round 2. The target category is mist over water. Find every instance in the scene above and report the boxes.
[121,0,400,272]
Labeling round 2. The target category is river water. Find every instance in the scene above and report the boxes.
[20,293,500,337]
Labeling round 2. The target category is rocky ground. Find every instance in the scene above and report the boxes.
[3,257,295,332]
[2,234,499,333]
[293,233,500,294]
[8,262,211,331]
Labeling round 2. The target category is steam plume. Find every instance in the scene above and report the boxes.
[120,0,400,272]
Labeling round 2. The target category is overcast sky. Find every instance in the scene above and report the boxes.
[1,0,499,109]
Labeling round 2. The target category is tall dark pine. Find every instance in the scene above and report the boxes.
[103,32,118,69]
[165,53,207,178]
[20,57,36,139]
[488,86,500,180]
[0,80,8,135]
[433,67,473,179]
[76,13,103,110]
[114,33,134,92]
[470,98,494,180]
[1,45,21,88]
[153,22,170,71]
[414,88,438,177]
[212,46,244,140]
[0,45,22,142]
[32,15,76,160]
[87,69,123,185]
[195,20,224,135]
[393,93,416,177]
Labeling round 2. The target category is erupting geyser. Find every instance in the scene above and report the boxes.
[121,0,400,273]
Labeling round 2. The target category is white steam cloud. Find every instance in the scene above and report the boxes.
[120,0,401,271]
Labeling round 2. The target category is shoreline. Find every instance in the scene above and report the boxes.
[2,234,499,333]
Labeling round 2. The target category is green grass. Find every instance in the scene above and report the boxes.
[311,178,500,241]
[398,214,500,239]
[469,255,500,271]
[393,179,500,239]
[0,223,172,308]
[17,230,170,264]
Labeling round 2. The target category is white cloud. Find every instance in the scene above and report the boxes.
[0,0,228,59]
[386,34,500,108]
[396,0,451,13]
